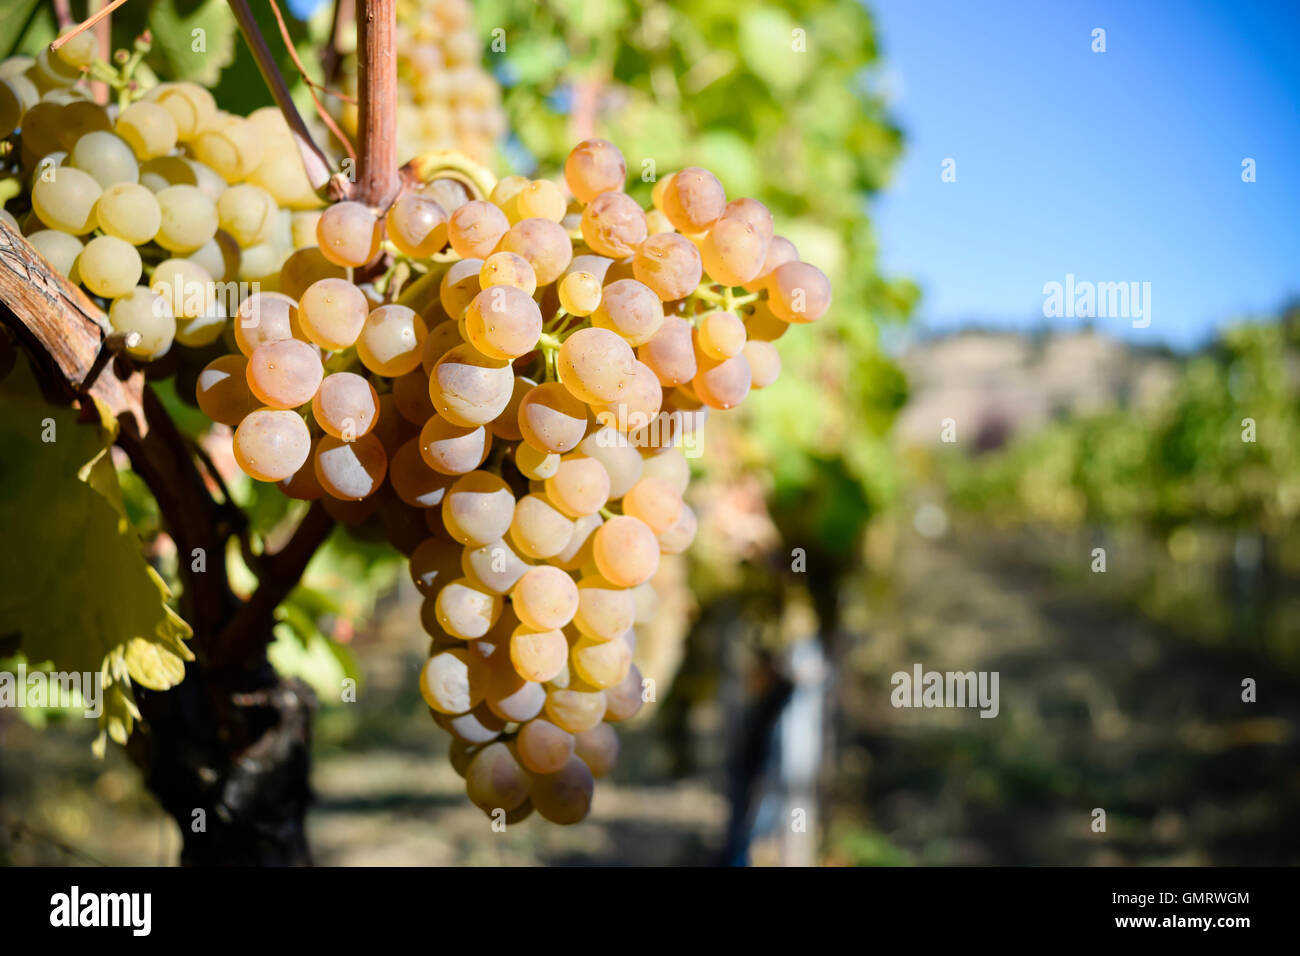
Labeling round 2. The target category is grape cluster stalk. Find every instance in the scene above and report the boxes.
[2,34,830,825]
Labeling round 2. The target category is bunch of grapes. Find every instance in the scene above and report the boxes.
[0,36,322,363]
[335,0,506,165]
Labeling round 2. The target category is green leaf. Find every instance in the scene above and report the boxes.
[147,0,238,88]
[0,356,193,752]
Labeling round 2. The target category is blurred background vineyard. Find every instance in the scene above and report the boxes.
[3,0,1297,866]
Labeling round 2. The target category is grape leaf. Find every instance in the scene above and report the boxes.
[0,355,193,753]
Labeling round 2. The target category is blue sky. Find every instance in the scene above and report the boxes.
[869,0,1300,349]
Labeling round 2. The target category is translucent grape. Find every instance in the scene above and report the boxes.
[574,722,620,777]
[488,375,530,442]
[603,664,645,721]
[661,166,726,234]
[558,270,602,317]
[438,256,484,319]
[439,703,505,745]
[490,175,529,214]
[155,185,218,253]
[495,218,571,285]
[391,368,436,425]
[419,647,483,715]
[550,512,603,571]
[279,247,346,301]
[298,277,369,350]
[743,234,798,293]
[545,456,611,518]
[580,191,647,259]
[462,538,531,595]
[697,310,747,360]
[509,494,574,559]
[436,577,502,639]
[509,625,568,682]
[315,433,388,500]
[743,339,781,388]
[31,167,100,233]
[593,360,663,433]
[53,28,98,70]
[573,575,636,641]
[247,338,323,409]
[516,718,575,775]
[592,515,660,587]
[464,741,530,814]
[564,139,626,204]
[517,382,588,454]
[447,200,509,259]
[693,351,752,409]
[233,408,311,481]
[108,287,175,361]
[428,343,514,426]
[632,232,702,303]
[78,235,142,298]
[557,327,637,405]
[515,442,561,480]
[316,200,383,267]
[622,477,683,535]
[544,689,607,735]
[577,427,644,499]
[511,566,579,631]
[69,131,138,188]
[571,635,631,690]
[479,251,537,295]
[419,415,492,475]
[217,183,277,246]
[27,229,81,277]
[421,319,466,375]
[464,284,542,359]
[637,315,697,386]
[767,261,832,323]
[744,300,790,341]
[640,446,690,496]
[657,501,698,554]
[278,443,326,501]
[357,304,427,376]
[386,192,448,257]
[590,278,663,347]
[86,182,157,248]
[311,372,379,439]
[147,82,216,139]
[441,470,515,546]
[115,101,178,159]
[420,178,470,214]
[515,179,567,222]
[234,291,300,355]
[700,216,766,287]
[391,439,454,510]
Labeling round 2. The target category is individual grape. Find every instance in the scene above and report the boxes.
[592,515,660,587]
[108,287,175,361]
[661,166,726,234]
[462,538,531,595]
[438,703,505,745]
[767,261,832,323]
[114,101,178,160]
[511,565,579,631]
[428,343,514,426]
[386,192,448,257]
[571,634,631,690]
[558,270,601,317]
[216,183,277,246]
[320,490,382,526]
[530,754,595,825]
[278,443,326,501]
[573,575,636,642]
[289,211,323,249]
[743,300,789,341]
[513,179,566,222]
[550,512,603,571]
[78,235,142,299]
[147,82,216,139]
[87,182,159,247]
[392,368,437,425]
[720,197,774,244]
[488,375,530,442]
[233,408,312,481]
[657,502,698,554]
[517,382,588,454]
[545,456,611,518]
[632,232,703,303]
[603,664,645,721]
[279,247,346,301]
[26,229,81,276]
[236,241,287,283]
[495,218,571,285]
[418,647,483,714]
[173,301,229,348]
[593,360,662,433]
[590,278,663,347]
[31,167,100,233]
[577,427,643,499]
[69,131,138,188]
[464,741,530,814]
[314,433,387,500]
[356,304,427,376]
[631,582,658,624]
[564,139,626,204]
[580,191,647,259]
[574,723,620,777]
[316,200,383,267]
[438,256,484,319]
[509,625,568,682]
[247,338,323,409]
[563,253,615,285]
[478,251,537,296]
[622,477,683,535]
[464,284,542,359]
[692,351,752,409]
[509,494,574,559]
[53,27,98,70]
[489,174,529,214]
[743,339,781,388]
[184,157,231,202]
[435,577,502,639]
[515,443,560,481]
[697,310,747,360]
[298,277,369,350]
[637,315,697,386]
[136,155,195,192]
[419,415,492,475]
[447,200,508,259]
[391,439,454,510]
[409,535,463,595]
[544,688,607,735]
[155,185,218,253]
[743,234,798,293]
[516,718,574,775]
[234,291,300,354]
[441,471,515,546]
[556,327,637,405]
[311,372,379,439]
[421,319,466,375]
[645,208,673,235]
[700,216,766,287]
[420,178,471,214]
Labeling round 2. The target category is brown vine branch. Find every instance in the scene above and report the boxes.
[225,0,349,199]
[267,0,357,105]
[355,0,398,208]
[52,0,74,31]
[89,0,112,104]
[322,0,356,84]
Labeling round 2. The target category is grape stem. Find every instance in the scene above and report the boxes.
[49,0,129,51]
